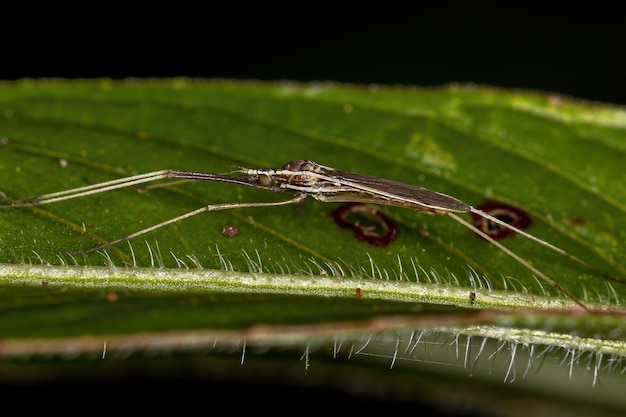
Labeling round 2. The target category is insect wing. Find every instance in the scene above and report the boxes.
[318,169,470,214]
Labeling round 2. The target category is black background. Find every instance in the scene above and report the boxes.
[3,3,624,413]
[4,4,625,105]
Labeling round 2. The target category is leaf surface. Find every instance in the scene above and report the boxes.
[1,79,625,414]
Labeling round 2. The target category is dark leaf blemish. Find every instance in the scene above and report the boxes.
[220,225,238,237]
[331,203,398,247]
[471,200,532,240]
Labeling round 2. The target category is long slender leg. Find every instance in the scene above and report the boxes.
[0,171,172,207]
[448,212,589,311]
[64,194,307,255]
[0,169,267,208]
[470,206,625,284]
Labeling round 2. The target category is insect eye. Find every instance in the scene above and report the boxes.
[282,160,317,172]
[258,174,273,186]
[283,160,302,171]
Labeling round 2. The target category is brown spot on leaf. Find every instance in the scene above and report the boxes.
[331,203,398,247]
[471,200,532,240]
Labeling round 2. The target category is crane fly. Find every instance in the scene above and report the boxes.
[0,159,616,311]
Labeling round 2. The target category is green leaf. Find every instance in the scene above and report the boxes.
[1,79,625,414]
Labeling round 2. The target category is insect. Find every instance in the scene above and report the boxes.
[0,159,615,311]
